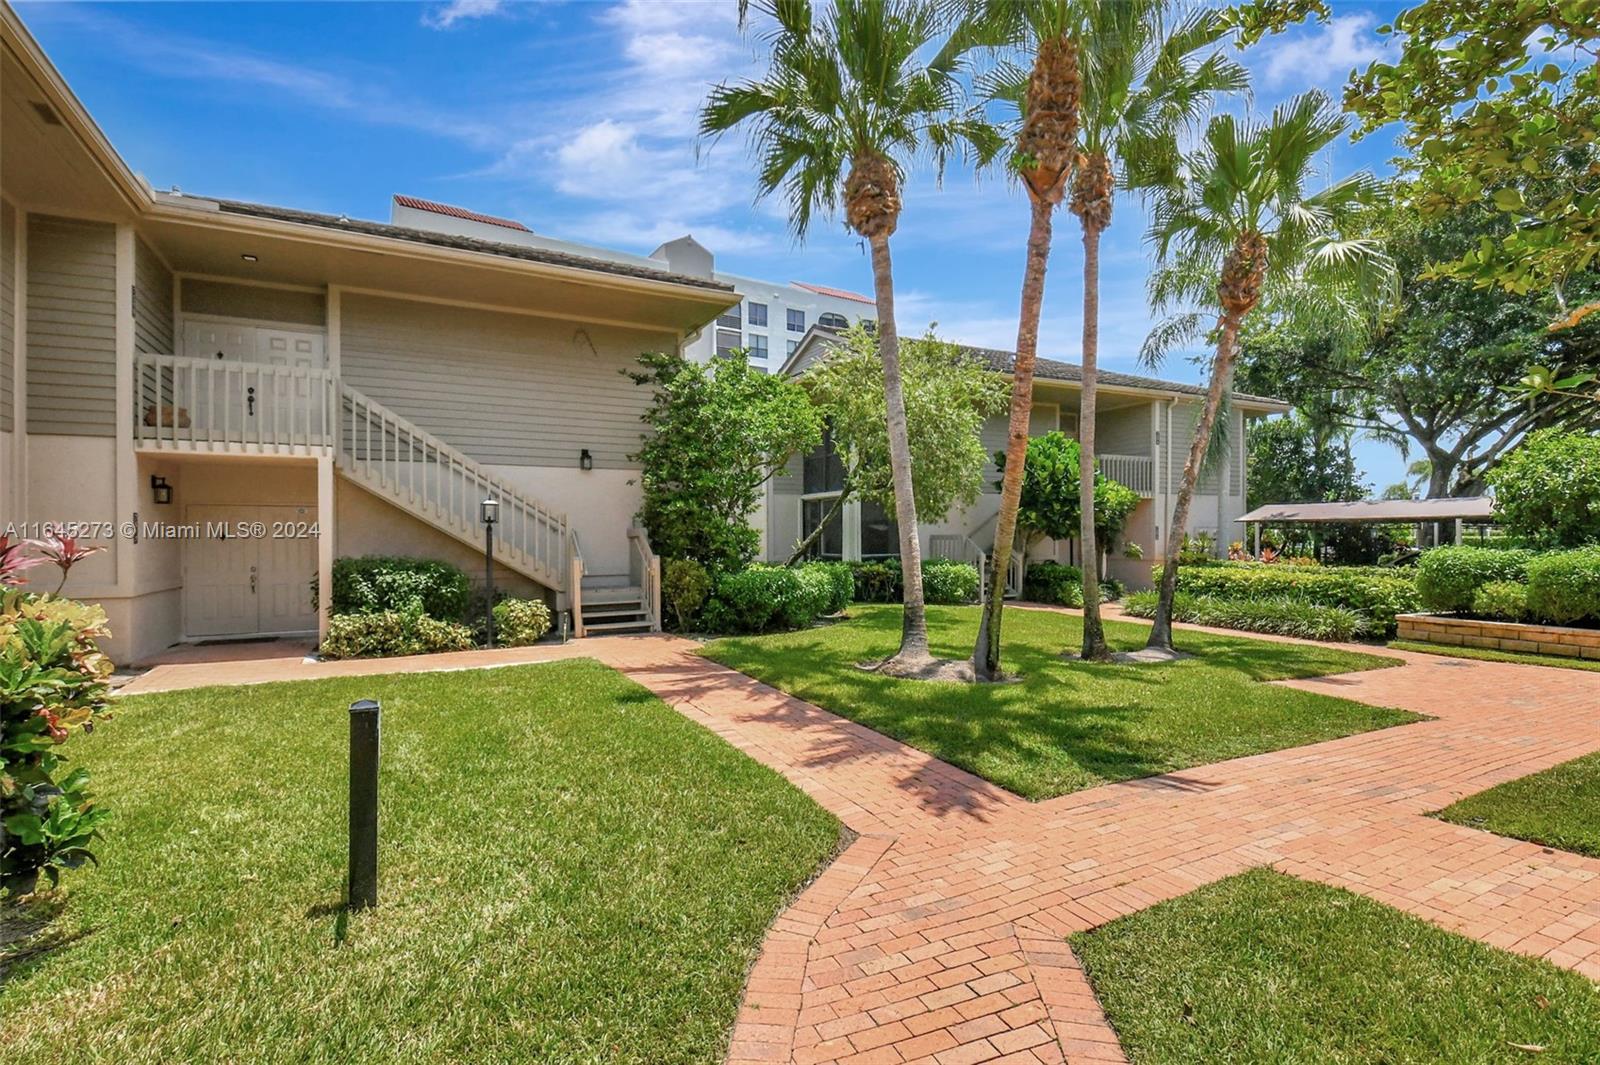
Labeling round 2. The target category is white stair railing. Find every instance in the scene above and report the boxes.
[337,384,570,591]
[627,527,662,633]
[134,354,334,452]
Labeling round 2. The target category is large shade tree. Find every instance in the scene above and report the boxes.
[1141,91,1398,651]
[702,0,1000,673]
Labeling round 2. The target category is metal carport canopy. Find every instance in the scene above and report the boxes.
[1235,497,1497,525]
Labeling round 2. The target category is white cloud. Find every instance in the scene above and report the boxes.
[1257,14,1386,89]
[423,0,505,30]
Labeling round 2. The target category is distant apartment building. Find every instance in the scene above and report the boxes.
[390,195,876,370]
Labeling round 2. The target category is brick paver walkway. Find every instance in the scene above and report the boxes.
[120,619,1600,1064]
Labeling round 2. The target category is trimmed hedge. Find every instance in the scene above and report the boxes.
[704,564,832,634]
[846,559,980,605]
[1025,561,1083,606]
[806,561,855,616]
[1472,581,1529,622]
[1526,546,1600,625]
[662,559,712,631]
[1124,590,1364,642]
[492,598,552,646]
[320,610,476,659]
[1166,562,1419,636]
[327,555,472,622]
[1415,547,1534,613]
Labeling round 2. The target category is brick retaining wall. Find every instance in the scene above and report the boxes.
[1396,613,1600,659]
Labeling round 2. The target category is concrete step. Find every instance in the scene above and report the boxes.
[582,619,655,633]
[582,584,644,605]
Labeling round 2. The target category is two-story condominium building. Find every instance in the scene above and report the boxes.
[0,6,1283,664]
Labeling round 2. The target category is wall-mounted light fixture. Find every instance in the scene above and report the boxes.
[579,448,594,471]
[150,475,173,505]
[240,253,258,263]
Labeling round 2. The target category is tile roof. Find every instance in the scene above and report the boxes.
[792,280,875,305]
[801,324,1287,407]
[201,198,735,293]
[392,194,531,232]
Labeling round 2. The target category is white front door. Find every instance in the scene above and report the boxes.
[184,504,318,638]
[181,319,327,440]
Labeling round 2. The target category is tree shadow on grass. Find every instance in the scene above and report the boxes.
[1,895,95,987]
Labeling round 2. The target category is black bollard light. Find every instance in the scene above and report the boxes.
[481,497,500,648]
[348,698,380,910]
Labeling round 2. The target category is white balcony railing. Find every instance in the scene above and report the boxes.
[134,354,335,451]
[1099,453,1153,496]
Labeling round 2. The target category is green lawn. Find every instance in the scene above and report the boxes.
[1390,639,1600,673]
[1072,869,1600,1064]
[1434,751,1600,858]
[702,605,1415,800]
[0,662,839,1065]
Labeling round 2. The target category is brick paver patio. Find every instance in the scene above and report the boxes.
[120,617,1600,1064]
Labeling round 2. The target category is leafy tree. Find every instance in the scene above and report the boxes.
[1141,91,1397,651]
[1245,414,1365,512]
[628,351,821,573]
[994,432,1140,579]
[1236,198,1600,497]
[702,0,1001,673]
[1345,0,1600,310]
[790,325,1008,563]
[1485,428,1600,548]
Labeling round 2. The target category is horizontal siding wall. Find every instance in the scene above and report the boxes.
[1097,404,1151,456]
[1,202,14,434]
[133,238,173,355]
[181,278,325,325]
[341,293,674,469]
[27,215,116,436]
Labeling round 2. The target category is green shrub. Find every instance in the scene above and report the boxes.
[1471,580,1530,621]
[801,561,854,615]
[704,565,831,634]
[320,609,476,659]
[1415,546,1534,613]
[662,559,712,630]
[492,598,552,646]
[1,590,114,896]
[1100,577,1125,603]
[1024,561,1083,606]
[1123,589,1363,641]
[1486,428,1600,549]
[1165,562,1420,636]
[849,561,901,603]
[326,556,472,622]
[1526,546,1600,625]
[923,560,980,604]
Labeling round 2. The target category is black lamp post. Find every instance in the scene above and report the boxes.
[480,497,499,647]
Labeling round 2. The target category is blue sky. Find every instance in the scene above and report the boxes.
[19,0,1413,487]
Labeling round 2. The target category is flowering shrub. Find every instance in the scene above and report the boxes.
[1,589,114,897]
[492,598,552,646]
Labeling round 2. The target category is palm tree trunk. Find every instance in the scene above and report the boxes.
[1147,312,1242,651]
[1078,217,1109,661]
[869,232,931,665]
[974,195,1054,680]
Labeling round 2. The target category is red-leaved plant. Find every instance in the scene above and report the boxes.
[29,532,107,596]
[0,536,45,587]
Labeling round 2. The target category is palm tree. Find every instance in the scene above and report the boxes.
[1141,91,1398,652]
[701,0,1001,672]
[944,0,1082,681]
[1063,2,1244,660]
